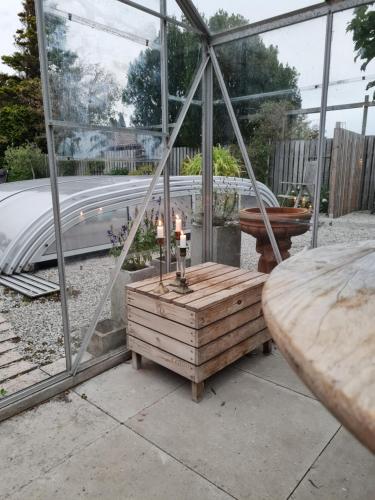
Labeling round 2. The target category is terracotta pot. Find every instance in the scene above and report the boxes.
[240,207,312,273]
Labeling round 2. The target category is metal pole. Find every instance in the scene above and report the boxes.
[209,47,282,265]
[202,57,213,262]
[361,94,369,136]
[35,0,72,372]
[160,0,171,271]
[312,12,333,248]
[73,55,209,374]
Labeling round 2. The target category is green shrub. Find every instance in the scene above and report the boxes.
[4,144,47,182]
[87,160,105,174]
[110,167,129,175]
[58,159,79,176]
[129,164,155,176]
[182,146,241,177]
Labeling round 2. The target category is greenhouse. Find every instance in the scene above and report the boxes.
[0,0,374,497]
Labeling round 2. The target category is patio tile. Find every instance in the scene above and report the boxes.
[11,425,231,500]
[234,346,314,398]
[75,359,185,422]
[291,427,375,499]
[0,391,116,498]
[127,366,339,500]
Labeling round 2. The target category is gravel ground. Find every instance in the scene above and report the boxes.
[1,210,374,366]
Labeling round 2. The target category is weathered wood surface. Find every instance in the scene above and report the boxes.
[262,240,375,453]
[128,263,270,400]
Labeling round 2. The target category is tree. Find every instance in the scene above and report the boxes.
[0,0,44,159]
[347,5,375,96]
[123,10,301,147]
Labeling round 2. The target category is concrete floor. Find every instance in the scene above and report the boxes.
[1,347,374,500]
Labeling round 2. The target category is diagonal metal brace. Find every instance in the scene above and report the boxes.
[209,46,282,266]
[72,54,209,374]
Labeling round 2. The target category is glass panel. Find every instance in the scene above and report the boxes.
[212,17,326,272]
[321,5,375,230]
[0,161,67,399]
[44,0,162,130]
[168,0,323,34]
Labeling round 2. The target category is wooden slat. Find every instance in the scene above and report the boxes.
[196,302,262,346]
[188,274,266,312]
[160,268,247,302]
[171,270,262,306]
[127,262,217,290]
[0,360,37,383]
[128,322,196,363]
[128,336,196,381]
[127,290,196,327]
[195,278,265,328]
[141,263,234,294]
[0,350,23,368]
[197,316,266,364]
[128,306,196,345]
[196,329,270,382]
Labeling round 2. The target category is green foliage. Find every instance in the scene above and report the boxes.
[58,159,78,176]
[110,167,129,175]
[0,388,7,398]
[87,160,105,175]
[347,6,375,95]
[123,10,300,147]
[4,144,46,181]
[182,146,241,177]
[320,186,330,214]
[107,210,159,271]
[245,101,319,183]
[129,164,155,176]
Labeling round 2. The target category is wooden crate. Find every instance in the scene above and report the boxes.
[127,262,271,401]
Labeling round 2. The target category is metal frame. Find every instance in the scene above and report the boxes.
[2,0,366,418]
[202,57,213,261]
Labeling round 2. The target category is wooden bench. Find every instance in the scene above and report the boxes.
[127,262,271,401]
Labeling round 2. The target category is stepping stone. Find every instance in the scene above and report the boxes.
[0,350,23,368]
[0,332,19,343]
[0,341,17,355]
[0,360,38,384]
[0,323,12,332]
[1,368,47,395]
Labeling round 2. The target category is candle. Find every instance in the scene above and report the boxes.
[180,230,186,248]
[175,215,182,233]
[157,220,164,239]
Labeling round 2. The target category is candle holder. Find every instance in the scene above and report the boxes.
[152,238,169,295]
[174,246,193,294]
[169,231,182,287]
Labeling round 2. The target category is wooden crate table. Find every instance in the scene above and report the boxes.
[127,262,271,401]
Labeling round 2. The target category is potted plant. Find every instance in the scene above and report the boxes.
[109,210,159,328]
[182,146,242,267]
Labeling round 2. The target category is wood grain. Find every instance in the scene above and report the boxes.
[262,240,375,453]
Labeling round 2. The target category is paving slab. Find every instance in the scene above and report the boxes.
[291,427,375,500]
[0,391,117,498]
[10,425,231,500]
[127,366,339,500]
[1,368,48,396]
[75,359,184,422]
[234,346,314,398]
[40,357,67,376]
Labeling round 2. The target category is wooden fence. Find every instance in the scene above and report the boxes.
[269,128,375,214]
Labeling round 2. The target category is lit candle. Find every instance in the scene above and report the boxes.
[157,220,164,239]
[180,230,186,248]
[175,215,182,233]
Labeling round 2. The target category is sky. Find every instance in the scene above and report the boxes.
[0,0,374,136]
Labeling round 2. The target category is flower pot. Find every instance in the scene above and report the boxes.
[110,264,158,327]
[190,222,241,267]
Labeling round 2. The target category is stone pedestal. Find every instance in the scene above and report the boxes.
[88,319,126,356]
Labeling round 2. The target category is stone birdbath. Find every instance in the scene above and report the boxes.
[240,207,312,273]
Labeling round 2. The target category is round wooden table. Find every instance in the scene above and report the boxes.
[262,240,375,453]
